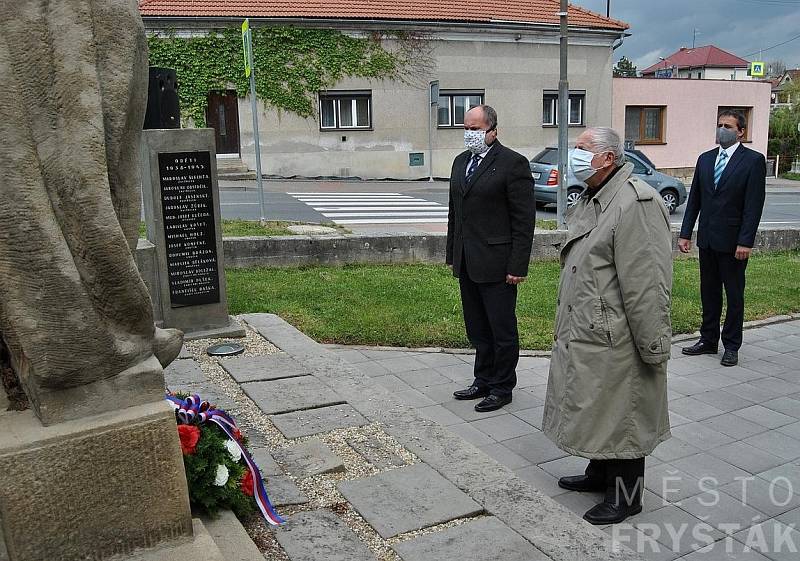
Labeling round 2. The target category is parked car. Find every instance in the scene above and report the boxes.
[529,147,687,214]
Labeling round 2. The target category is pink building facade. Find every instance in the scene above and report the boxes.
[612,78,771,176]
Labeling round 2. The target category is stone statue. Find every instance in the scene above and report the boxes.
[0,0,182,425]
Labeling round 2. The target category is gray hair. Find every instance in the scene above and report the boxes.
[586,127,625,166]
[478,105,498,130]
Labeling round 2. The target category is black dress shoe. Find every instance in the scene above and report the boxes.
[583,499,642,525]
[453,385,490,400]
[558,475,605,492]
[474,394,512,412]
[721,349,739,367]
[682,340,719,356]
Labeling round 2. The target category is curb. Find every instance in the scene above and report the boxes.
[323,313,800,356]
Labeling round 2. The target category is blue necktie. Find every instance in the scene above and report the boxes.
[713,151,728,188]
[466,155,482,182]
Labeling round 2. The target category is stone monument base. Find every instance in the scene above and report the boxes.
[0,401,200,561]
[182,316,246,340]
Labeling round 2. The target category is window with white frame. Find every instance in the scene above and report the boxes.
[542,91,586,126]
[319,92,371,130]
[437,92,484,127]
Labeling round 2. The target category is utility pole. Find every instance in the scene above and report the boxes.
[692,28,699,49]
[606,0,610,18]
[556,0,569,229]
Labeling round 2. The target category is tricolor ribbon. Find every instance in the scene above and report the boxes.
[166,392,285,526]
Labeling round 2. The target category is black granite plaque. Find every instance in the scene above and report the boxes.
[158,151,220,307]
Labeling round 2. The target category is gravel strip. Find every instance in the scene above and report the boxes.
[180,323,433,560]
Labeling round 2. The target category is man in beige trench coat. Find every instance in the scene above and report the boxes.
[542,127,673,525]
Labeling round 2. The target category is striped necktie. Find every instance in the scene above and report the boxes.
[466,155,482,181]
[713,150,729,188]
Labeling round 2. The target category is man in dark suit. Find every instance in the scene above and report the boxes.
[678,110,766,367]
[446,105,535,412]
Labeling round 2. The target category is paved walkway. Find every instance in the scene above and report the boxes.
[328,319,800,561]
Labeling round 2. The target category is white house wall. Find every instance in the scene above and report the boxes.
[236,34,615,179]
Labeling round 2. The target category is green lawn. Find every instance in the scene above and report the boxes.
[139,220,348,238]
[226,251,800,350]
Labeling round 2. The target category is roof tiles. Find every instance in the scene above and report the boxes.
[641,45,750,74]
[138,0,628,30]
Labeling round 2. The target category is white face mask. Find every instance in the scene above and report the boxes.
[569,147,601,183]
[464,129,490,155]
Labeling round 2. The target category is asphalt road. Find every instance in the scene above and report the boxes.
[217,178,800,235]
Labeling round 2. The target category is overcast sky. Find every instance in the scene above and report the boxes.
[576,0,800,71]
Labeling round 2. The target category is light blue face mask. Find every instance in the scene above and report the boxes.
[568,148,600,183]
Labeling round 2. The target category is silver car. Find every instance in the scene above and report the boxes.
[529,147,687,214]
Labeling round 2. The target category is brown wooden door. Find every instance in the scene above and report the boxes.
[206,90,240,155]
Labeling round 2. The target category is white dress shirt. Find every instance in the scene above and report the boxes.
[465,143,494,177]
[715,141,740,174]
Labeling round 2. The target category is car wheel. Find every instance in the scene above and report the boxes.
[661,188,679,214]
[566,187,583,208]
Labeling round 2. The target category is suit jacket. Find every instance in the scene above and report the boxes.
[679,144,766,253]
[446,141,535,282]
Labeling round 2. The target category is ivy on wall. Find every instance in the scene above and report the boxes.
[147,27,430,127]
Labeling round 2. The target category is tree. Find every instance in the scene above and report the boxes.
[768,79,800,173]
[613,56,637,77]
[767,59,787,78]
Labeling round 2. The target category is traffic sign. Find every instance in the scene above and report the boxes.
[242,19,251,78]
[750,61,765,77]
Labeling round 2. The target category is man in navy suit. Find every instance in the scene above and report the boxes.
[678,110,766,367]
[446,105,535,412]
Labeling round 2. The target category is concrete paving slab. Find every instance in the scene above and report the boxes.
[346,435,406,470]
[669,396,726,421]
[645,463,703,502]
[732,519,800,561]
[392,516,549,561]
[733,405,797,429]
[413,353,467,368]
[395,368,452,388]
[720,477,800,518]
[276,510,376,561]
[709,441,787,474]
[744,432,800,461]
[218,353,311,383]
[470,413,537,442]
[337,463,483,539]
[512,406,545,430]
[631,505,724,554]
[670,422,736,450]
[417,404,465,426]
[274,439,345,477]
[502,431,568,465]
[242,375,343,415]
[267,475,308,507]
[250,446,282,476]
[271,404,368,439]
[671,453,751,485]
[756,460,800,492]
[693,390,758,413]
[651,437,703,463]
[447,423,496,447]
[164,359,205,387]
[679,490,765,531]
[478,443,532,470]
[513,465,562,497]
[704,413,771,440]
[762,397,800,419]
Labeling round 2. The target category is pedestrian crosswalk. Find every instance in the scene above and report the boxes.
[288,192,449,225]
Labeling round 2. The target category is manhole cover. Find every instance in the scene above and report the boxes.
[206,342,245,356]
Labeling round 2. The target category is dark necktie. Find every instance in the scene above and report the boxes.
[466,155,482,182]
